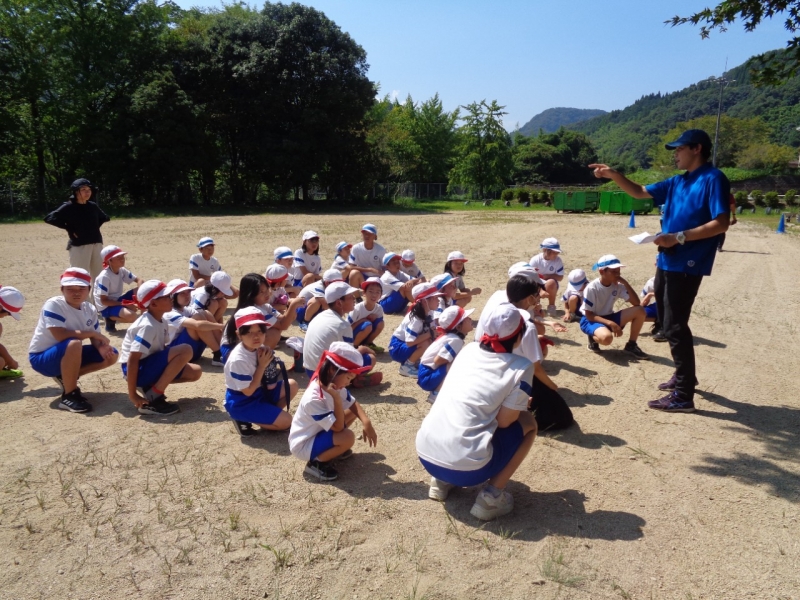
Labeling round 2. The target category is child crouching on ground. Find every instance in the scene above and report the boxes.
[120,280,203,416]
[417,304,474,404]
[289,342,378,481]
[349,277,385,352]
[0,286,25,378]
[580,255,648,359]
[224,307,297,437]
[561,269,587,323]
[389,282,442,378]
[94,245,143,332]
[164,279,225,365]
[415,302,538,521]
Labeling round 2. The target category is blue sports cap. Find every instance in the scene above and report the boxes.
[382,252,400,266]
[664,129,712,150]
[361,223,378,236]
[197,237,214,248]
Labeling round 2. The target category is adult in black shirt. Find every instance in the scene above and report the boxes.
[45,179,110,281]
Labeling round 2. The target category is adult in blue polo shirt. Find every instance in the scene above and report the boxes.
[589,129,730,413]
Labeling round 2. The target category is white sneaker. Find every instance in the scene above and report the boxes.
[547,304,557,317]
[399,362,418,378]
[470,488,514,521]
[426,391,438,404]
[428,477,453,501]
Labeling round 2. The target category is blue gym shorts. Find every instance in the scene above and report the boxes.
[378,291,407,315]
[99,289,137,319]
[169,328,207,362]
[224,385,283,424]
[417,363,447,392]
[310,430,335,461]
[121,349,189,390]
[29,339,112,378]
[579,312,622,336]
[419,421,525,487]
[644,304,658,320]
[389,336,415,364]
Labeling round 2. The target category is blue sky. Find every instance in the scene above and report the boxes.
[172,0,786,130]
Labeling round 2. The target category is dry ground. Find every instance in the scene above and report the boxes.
[0,211,798,600]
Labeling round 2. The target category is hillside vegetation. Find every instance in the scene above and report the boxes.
[518,107,607,136]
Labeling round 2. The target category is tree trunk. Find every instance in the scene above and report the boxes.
[29,96,47,208]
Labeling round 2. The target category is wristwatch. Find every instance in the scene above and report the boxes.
[676,231,686,245]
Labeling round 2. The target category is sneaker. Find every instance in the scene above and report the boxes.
[298,322,308,333]
[233,420,257,437]
[52,376,66,394]
[104,318,116,333]
[652,330,667,342]
[657,374,699,391]
[426,391,438,404]
[428,476,453,501]
[58,389,92,413]
[566,313,580,324]
[304,459,339,481]
[351,371,383,388]
[647,392,696,413]
[587,336,600,353]
[0,367,23,378]
[367,342,385,354]
[624,341,649,360]
[336,449,354,461]
[546,305,557,317]
[138,396,180,416]
[399,362,419,378]
[470,488,514,521]
[211,351,223,367]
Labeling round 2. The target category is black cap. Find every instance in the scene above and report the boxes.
[664,129,712,150]
[70,178,94,190]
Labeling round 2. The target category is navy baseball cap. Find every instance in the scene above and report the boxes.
[665,129,712,150]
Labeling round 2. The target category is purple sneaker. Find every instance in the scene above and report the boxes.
[648,392,695,413]
[657,374,699,391]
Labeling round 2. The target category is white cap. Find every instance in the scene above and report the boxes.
[101,245,127,263]
[165,279,190,296]
[361,276,383,292]
[322,268,344,284]
[335,241,352,253]
[325,281,359,304]
[382,252,400,267]
[446,250,468,263]
[412,281,442,302]
[273,246,293,261]
[234,306,274,329]
[482,302,525,340]
[566,269,588,294]
[210,271,233,296]
[540,237,562,253]
[60,268,92,288]
[507,262,544,285]
[0,286,25,320]
[430,273,455,291]
[197,237,214,248]
[361,223,378,237]
[593,254,626,271]
[401,249,416,263]
[302,230,319,241]
[137,280,168,308]
[322,341,371,374]
[265,264,288,284]
[438,305,474,332]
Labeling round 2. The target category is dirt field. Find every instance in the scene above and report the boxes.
[1,211,798,600]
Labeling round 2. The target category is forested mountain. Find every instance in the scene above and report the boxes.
[571,51,800,171]
[518,107,607,136]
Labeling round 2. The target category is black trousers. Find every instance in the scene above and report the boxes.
[530,375,574,431]
[654,268,703,400]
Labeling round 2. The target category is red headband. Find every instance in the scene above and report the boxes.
[235,312,270,329]
[479,314,525,353]
[168,283,189,296]
[0,295,20,315]
[61,269,91,284]
[310,350,371,394]
[414,287,440,302]
[266,274,288,286]
[438,306,465,334]
[137,282,167,310]
[102,248,125,268]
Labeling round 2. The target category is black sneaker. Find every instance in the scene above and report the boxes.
[624,341,649,360]
[58,389,92,413]
[335,449,353,461]
[138,395,180,416]
[304,459,339,481]
[211,351,223,367]
[587,335,600,352]
[105,318,116,333]
[652,330,667,342]
[234,419,257,437]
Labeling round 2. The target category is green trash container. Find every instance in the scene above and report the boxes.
[631,197,654,214]
[614,192,633,214]
[584,191,599,212]
[599,191,613,213]
[553,191,567,212]
[565,192,580,211]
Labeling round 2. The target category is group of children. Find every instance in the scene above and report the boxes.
[0,225,665,520]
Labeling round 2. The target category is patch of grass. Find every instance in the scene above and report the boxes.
[260,543,293,571]
[539,538,586,588]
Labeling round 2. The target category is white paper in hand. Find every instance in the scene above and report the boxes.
[629,232,658,245]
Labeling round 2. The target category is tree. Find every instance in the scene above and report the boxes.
[668,2,800,85]
[512,128,598,184]
[449,100,512,198]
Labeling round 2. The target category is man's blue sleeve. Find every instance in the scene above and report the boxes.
[645,178,672,207]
